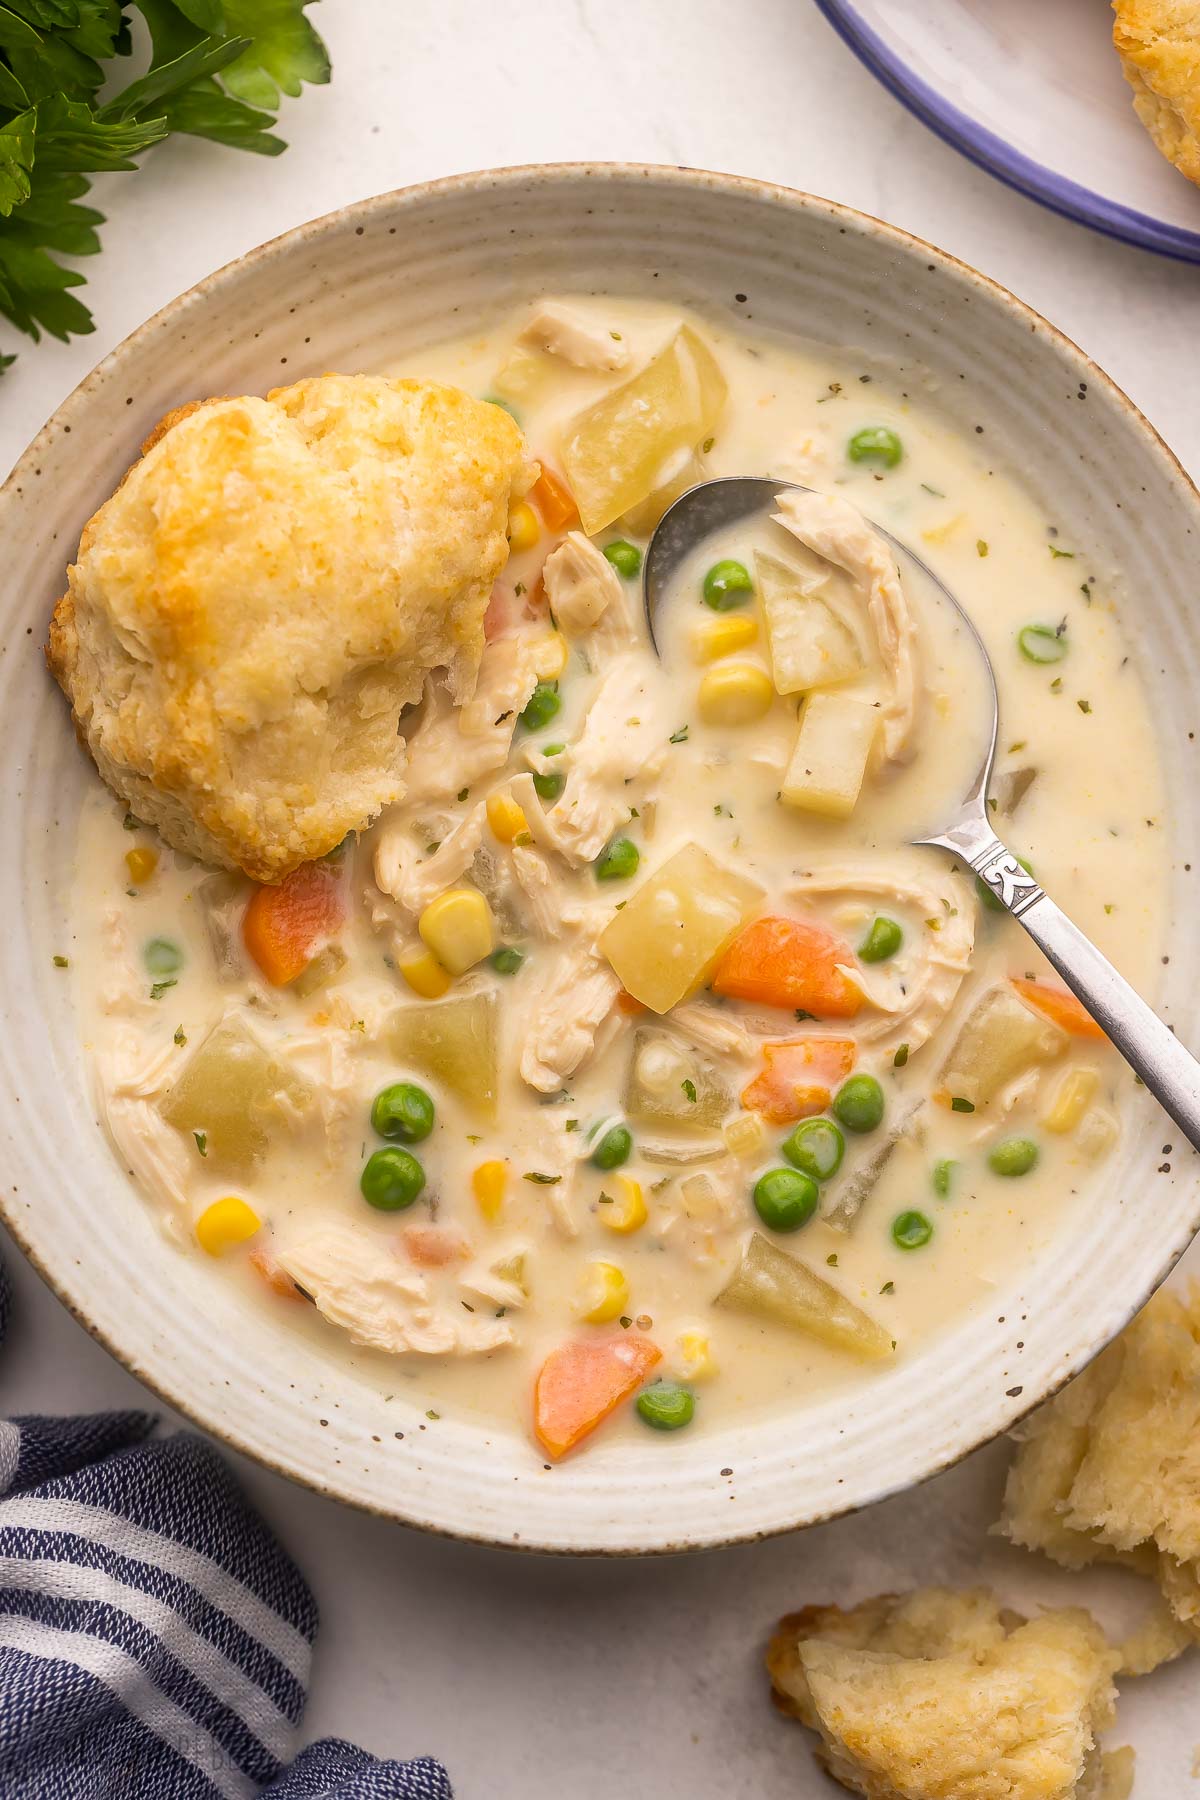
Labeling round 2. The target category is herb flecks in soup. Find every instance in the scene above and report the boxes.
[71,298,1165,1462]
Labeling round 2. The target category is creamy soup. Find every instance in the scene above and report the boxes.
[70,298,1166,1461]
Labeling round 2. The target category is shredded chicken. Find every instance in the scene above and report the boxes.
[542,532,636,650]
[519,302,631,372]
[510,842,574,939]
[664,1001,760,1061]
[774,488,919,762]
[519,940,622,1092]
[374,801,487,919]
[400,635,541,806]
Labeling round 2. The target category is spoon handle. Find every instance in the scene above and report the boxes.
[953,827,1200,1151]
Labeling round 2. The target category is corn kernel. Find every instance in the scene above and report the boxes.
[532,631,568,680]
[196,1196,261,1257]
[723,1111,766,1158]
[579,1259,629,1324]
[598,1173,647,1234]
[697,662,774,727]
[397,946,452,999]
[507,501,540,554]
[418,888,495,975]
[690,613,758,665]
[472,1158,508,1223]
[1076,1108,1118,1160]
[486,791,529,844]
[124,846,159,884]
[676,1329,718,1381]
[1042,1066,1099,1135]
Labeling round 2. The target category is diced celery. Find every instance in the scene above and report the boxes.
[598,842,762,1014]
[561,325,727,534]
[716,1231,893,1359]
[780,692,878,819]
[624,1030,734,1128]
[389,990,499,1121]
[291,944,347,999]
[756,550,863,695]
[940,983,1066,1107]
[161,1013,312,1174]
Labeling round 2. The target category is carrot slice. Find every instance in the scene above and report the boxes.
[242,860,346,986]
[712,916,862,1017]
[403,1223,470,1267]
[534,1334,661,1459]
[531,463,579,531]
[741,1038,858,1124]
[248,1250,306,1301]
[1012,977,1106,1041]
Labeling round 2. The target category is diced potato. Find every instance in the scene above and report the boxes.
[679,1171,726,1223]
[756,550,863,695]
[162,1014,312,1175]
[599,842,762,1014]
[621,445,704,535]
[624,1029,735,1128]
[716,1232,893,1360]
[561,325,726,534]
[1042,1066,1099,1134]
[389,990,499,1120]
[940,982,1067,1108]
[1076,1108,1118,1160]
[780,693,878,819]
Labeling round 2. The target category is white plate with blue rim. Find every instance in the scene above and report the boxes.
[815,0,1200,263]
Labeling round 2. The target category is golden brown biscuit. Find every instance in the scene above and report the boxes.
[1113,0,1200,186]
[47,376,529,882]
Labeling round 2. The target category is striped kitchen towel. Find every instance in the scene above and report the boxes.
[0,1263,453,1799]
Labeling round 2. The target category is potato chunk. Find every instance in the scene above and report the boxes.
[756,549,863,695]
[624,1029,736,1129]
[717,1232,893,1359]
[598,842,762,1014]
[780,692,878,819]
[560,325,726,534]
[940,982,1066,1107]
[389,989,499,1120]
[161,1013,312,1175]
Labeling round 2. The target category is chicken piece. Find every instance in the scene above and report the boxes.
[774,488,919,763]
[519,940,622,1092]
[999,1281,1200,1666]
[767,1587,1125,1800]
[519,302,631,372]
[400,634,541,807]
[787,864,974,1057]
[97,1029,193,1218]
[510,841,575,940]
[373,801,487,918]
[664,1000,760,1061]
[541,532,636,651]
[277,1223,514,1356]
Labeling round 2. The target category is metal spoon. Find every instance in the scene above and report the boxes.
[644,476,1200,1148]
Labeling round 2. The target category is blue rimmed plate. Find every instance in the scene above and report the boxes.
[815,0,1200,263]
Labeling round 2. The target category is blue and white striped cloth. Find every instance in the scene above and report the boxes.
[0,1263,453,1798]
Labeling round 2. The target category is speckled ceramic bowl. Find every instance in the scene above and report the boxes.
[2,165,1198,1554]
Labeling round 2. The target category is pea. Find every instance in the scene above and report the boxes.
[781,1117,845,1182]
[753,1167,818,1233]
[859,916,902,963]
[976,856,1034,914]
[892,1209,933,1250]
[360,1146,425,1211]
[532,769,564,801]
[592,1124,632,1171]
[847,426,903,468]
[143,936,183,977]
[490,945,525,975]
[1017,624,1068,665]
[520,682,561,731]
[702,559,753,611]
[832,1074,885,1134]
[603,540,642,579]
[636,1380,695,1431]
[370,1081,435,1144]
[987,1136,1040,1178]
[595,837,639,881]
[932,1157,957,1199]
[541,742,565,756]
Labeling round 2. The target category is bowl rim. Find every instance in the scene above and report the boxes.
[4,159,1199,1556]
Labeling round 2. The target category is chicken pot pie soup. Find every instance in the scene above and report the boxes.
[65,298,1166,1463]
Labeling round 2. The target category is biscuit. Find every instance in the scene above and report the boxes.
[1113,0,1200,186]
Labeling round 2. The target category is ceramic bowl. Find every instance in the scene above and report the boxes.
[2,165,1198,1554]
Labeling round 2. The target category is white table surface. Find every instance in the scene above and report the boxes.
[3,4,1200,1793]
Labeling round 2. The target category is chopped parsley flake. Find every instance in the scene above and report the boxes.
[193,1131,207,1157]
[523,1171,561,1184]
[149,979,176,1001]
[893,1043,909,1067]
[950,1096,975,1113]
[669,725,689,744]
[681,1079,698,1103]
[174,1026,187,1046]
[52,954,69,968]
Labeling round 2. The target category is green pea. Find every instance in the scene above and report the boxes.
[987,1136,1040,1178]
[832,1074,885,1134]
[753,1167,819,1233]
[636,1380,695,1431]
[781,1118,845,1182]
[892,1209,933,1249]
[603,540,642,579]
[592,1124,632,1171]
[490,946,525,975]
[360,1146,425,1211]
[932,1157,957,1199]
[1017,624,1068,665]
[847,426,903,468]
[143,936,183,976]
[859,916,903,963]
[702,559,753,611]
[520,682,561,731]
[370,1081,435,1144]
[532,769,564,801]
[595,837,639,881]
[541,742,565,756]
[976,857,1033,914]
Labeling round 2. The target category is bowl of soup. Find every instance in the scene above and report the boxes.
[2,165,1199,1553]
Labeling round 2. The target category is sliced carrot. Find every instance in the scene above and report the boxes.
[533,1334,661,1459]
[242,859,346,986]
[403,1223,470,1268]
[1012,977,1106,1041]
[531,463,579,531]
[741,1038,858,1123]
[712,916,862,1017]
[248,1250,306,1301]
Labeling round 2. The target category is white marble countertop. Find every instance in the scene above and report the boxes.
[3,3,1199,1793]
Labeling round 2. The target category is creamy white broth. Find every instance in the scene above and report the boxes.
[70,297,1166,1459]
